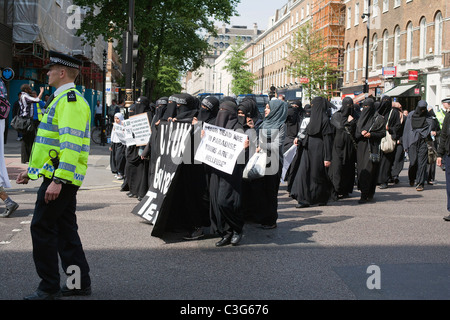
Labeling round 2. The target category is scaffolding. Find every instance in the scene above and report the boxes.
[311,0,345,96]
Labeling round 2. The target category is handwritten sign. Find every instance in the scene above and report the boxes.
[194,123,247,174]
[127,113,151,146]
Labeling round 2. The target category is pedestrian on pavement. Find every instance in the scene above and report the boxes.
[426,106,440,185]
[403,100,434,191]
[437,97,450,221]
[0,79,19,218]
[355,98,386,204]
[19,84,43,163]
[94,100,102,128]
[254,98,287,229]
[16,51,92,300]
[290,96,334,208]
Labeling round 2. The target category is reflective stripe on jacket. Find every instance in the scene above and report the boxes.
[27,89,91,186]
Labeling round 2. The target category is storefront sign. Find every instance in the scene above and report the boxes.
[382,66,397,78]
[408,70,419,81]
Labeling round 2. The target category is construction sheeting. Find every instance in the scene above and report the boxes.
[8,0,106,66]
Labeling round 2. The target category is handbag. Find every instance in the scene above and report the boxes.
[11,115,34,134]
[0,97,10,119]
[380,110,396,153]
[427,141,437,164]
[243,150,267,180]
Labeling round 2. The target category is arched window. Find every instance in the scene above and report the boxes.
[434,12,443,55]
[383,30,389,67]
[419,17,427,59]
[346,43,351,83]
[372,33,378,70]
[354,40,359,81]
[406,22,413,61]
[394,26,400,65]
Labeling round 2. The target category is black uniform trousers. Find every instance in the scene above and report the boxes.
[445,155,450,212]
[30,178,91,293]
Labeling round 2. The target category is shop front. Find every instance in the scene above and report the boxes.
[382,70,425,112]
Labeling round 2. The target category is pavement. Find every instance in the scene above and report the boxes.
[0,127,450,306]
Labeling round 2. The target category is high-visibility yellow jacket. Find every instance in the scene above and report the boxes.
[436,109,446,130]
[27,88,91,187]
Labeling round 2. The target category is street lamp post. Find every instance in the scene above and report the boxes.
[362,0,371,95]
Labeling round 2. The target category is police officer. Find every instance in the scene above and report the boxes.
[437,97,450,221]
[435,97,450,129]
[16,51,92,299]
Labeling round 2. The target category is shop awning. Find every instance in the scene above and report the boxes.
[383,84,416,97]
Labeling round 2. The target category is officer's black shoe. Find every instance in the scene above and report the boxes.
[443,214,450,222]
[61,284,92,297]
[215,233,232,247]
[23,289,62,300]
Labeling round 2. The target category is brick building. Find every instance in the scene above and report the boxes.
[243,0,345,103]
[342,0,449,111]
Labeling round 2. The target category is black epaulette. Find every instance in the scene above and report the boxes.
[67,91,77,102]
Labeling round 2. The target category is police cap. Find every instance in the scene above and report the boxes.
[442,97,450,104]
[45,51,82,69]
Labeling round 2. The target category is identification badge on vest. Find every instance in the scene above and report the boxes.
[67,91,77,102]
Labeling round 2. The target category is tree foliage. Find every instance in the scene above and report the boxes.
[73,0,239,100]
[223,39,255,95]
[285,21,339,100]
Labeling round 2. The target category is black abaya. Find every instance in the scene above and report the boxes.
[290,98,334,206]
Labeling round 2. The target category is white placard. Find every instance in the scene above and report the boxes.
[128,113,151,146]
[194,123,247,174]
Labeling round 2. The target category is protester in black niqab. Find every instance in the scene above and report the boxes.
[290,96,334,208]
[209,100,245,246]
[197,96,219,124]
[403,100,434,190]
[355,98,386,203]
[329,96,358,200]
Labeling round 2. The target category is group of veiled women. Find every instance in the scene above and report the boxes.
[109,92,439,247]
[285,94,439,208]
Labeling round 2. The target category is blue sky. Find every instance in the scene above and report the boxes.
[217,0,284,30]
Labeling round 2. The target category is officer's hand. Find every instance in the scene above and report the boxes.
[45,182,62,204]
[16,171,30,184]
[437,157,442,167]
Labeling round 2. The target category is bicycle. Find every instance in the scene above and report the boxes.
[91,116,113,145]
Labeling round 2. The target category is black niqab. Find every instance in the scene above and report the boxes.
[411,100,429,129]
[307,97,331,136]
[198,96,219,124]
[357,98,377,132]
[215,101,240,129]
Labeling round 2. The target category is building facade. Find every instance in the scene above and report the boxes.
[183,24,264,96]
[1,0,110,125]
[342,0,449,110]
[243,0,345,103]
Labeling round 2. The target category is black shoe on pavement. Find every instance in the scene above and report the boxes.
[23,289,62,300]
[443,214,450,221]
[215,234,232,247]
[61,284,92,297]
[231,231,243,246]
[379,183,388,189]
[295,203,310,208]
